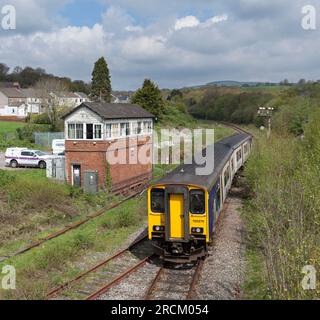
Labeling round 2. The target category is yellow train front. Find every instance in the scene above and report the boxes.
[148,132,252,263]
[148,185,209,263]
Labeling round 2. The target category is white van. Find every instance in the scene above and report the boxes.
[5,148,53,169]
[52,139,65,155]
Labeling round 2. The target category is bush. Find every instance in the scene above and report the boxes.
[244,133,320,299]
[16,124,51,142]
[28,113,51,125]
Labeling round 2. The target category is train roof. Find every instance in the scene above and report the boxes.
[154,132,252,191]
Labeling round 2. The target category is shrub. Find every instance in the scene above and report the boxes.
[244,134,320,299]
[16,124,51,142]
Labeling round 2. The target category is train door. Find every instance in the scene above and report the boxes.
[169,194,185,239]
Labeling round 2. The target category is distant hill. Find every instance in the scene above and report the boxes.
[182,80,279,89]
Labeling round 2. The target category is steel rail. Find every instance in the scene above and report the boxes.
[144,266,164,300]
[47,235,148,299]
[186,259,205,300]
[85,254,155,300]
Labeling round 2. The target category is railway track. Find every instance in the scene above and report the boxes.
[219,121,255,138]
[47,234,154,300]
[145,259,205,300]
[0,188,145,264]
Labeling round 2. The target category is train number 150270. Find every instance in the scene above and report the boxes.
[155,304,209,316]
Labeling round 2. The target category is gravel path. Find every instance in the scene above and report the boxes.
[196,188,246,300]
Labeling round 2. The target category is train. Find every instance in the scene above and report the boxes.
[147,132,252,263]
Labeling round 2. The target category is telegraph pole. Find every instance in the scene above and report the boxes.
[258,106,274,138]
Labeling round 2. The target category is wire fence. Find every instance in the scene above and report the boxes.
[34,132,64,148]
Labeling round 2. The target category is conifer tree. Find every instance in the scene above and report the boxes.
[91,57,112,102]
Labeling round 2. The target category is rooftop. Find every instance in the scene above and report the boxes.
[62,102,155,120]
[0,87,26,98]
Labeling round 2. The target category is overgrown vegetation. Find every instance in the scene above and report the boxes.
[0,169,118,258]
[189,87,275,125]
[243,85,320,299]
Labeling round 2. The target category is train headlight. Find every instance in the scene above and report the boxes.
[191,227,204,234]
[153,225,165,232]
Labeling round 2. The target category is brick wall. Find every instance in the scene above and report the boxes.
[65,135,153,192]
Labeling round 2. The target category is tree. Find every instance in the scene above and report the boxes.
[167,89,183,101]
[91,57,112,102]
[35,78,68,131]
[131,79,165,120]
[0,63,9,81]
[298,78,306,86]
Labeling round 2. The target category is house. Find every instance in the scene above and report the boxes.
[0,87,28,118]
[20,88,43,115]
[0,87,44,118]
[62,102,155,194]
[74,92,90,103]
[50,91,89,108]
[111,94,131,104]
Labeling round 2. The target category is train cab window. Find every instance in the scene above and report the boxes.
[190,190,205,214]
[244,144,248,154]
[231,159,234,172]
[151,189,165,213]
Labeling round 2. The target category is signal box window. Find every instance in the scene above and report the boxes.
[190,190,205,214]
[86,124,94,139]
[151,189,165,213]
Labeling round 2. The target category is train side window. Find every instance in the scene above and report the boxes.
[151,189,165,213]
[224,166,230,186]
[231,159,234,172]
[244,144,248,154]
[190,190,205,214]
[236,150,242,162]
[215,188,221,212]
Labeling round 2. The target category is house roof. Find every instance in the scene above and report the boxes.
[62,102,155,120]
[20,88,43,98]
[0,82,20,88]
[154,133,252,191]
[0,87,26,98]
[75,92,89,99]
[52,91,79,99]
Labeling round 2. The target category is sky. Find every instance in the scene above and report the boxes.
[0,0,320,90]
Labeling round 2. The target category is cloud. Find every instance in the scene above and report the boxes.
[204,14,228,26]
[1,0,320,89]
[125,25,143,32]
[174,14,228,31]
[174,16,200,30]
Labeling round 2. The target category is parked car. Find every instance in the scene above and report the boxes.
[5,148,53,169]
[52,139,65,155]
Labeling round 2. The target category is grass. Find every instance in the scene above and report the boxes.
[0,121,25,136]
[0,169,119,258]
[242,248,269,300]
[0,194,147,300]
